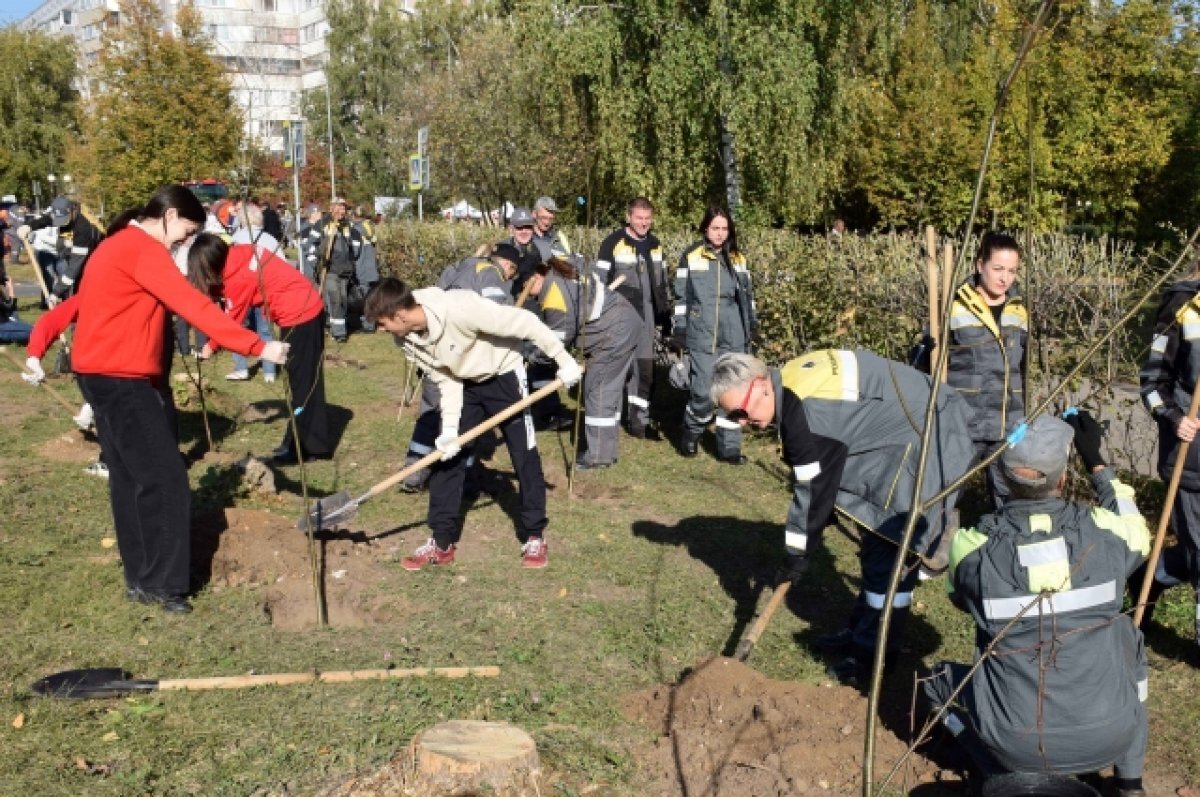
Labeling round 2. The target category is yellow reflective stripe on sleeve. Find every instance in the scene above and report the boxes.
[947,527,989,591]
[1091,482,1150,556]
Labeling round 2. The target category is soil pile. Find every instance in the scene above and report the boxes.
[622,656,949,796]
[193,507,401,631]
[35,430,100,463]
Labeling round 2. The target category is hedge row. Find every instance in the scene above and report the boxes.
[376,222,1162,380]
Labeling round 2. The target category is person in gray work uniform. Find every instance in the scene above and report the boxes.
[594,196,670,440]
[527,255,640,469]
[674,205,756,464]
[924,411,1150,797]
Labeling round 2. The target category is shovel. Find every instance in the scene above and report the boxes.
[300,376,571,532]
[733,581,791,662]
[32,664,500,699]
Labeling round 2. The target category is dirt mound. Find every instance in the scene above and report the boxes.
[35,430,100,463]
[622,656,948,796]
[194,507,403,632]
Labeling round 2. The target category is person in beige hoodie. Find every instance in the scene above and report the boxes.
[365,277,582,570]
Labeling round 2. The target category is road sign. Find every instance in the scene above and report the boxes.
[283,121,293,168]
[409,154,423,191]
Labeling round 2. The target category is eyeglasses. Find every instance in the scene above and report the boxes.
[726,377,763,423]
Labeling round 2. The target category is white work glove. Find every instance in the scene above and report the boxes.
[16,225,31,242]
[259,340,290,365]
[435,428,461,459]
[556,358,582,389]
[22,356,45,385]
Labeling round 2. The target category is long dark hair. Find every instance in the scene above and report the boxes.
[186,232,230,298]
[142,185,206,225]
[699,205,739,256]
[106,186,207,237]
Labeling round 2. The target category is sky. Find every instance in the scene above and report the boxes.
[2,0,45,25]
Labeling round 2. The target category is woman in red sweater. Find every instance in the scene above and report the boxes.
[73,185,289,614]
[187,232,331,464]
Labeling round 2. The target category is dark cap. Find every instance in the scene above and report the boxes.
[1001,415,1074,488]
[49,196,72,226]
[491,242,522,266]
[509,207,534,228]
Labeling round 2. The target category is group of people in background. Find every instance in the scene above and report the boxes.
[9,180,1200,797]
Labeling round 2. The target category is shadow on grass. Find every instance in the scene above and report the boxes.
[179,402,355,461]
[631,515,791,659]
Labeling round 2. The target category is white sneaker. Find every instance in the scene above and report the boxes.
[263,373,276,384]
[225,370,250,381]
[84,461,109,479]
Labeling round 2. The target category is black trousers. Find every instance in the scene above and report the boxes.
[78,375,191,596]
[278,313,331,457]
[427,369,546,547]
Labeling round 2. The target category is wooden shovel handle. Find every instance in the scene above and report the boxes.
[157,665,500,691]
[0,347,80,415]
[1134,386,1200,625]
[362,375,573,502]
[735,581,791,661]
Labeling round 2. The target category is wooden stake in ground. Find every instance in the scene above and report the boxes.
[1135,387,1200,626]
[412,720,540,797]
[940,241,955,383]
[925,226,939,350]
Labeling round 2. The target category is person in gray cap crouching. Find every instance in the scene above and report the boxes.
[924,411,1151,797]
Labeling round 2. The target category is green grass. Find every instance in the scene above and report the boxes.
[1,292,1199,796]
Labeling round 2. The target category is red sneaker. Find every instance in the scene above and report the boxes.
[402,538,456,571]
[521,537,548,569]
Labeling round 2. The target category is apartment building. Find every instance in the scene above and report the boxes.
[20,0,337,154]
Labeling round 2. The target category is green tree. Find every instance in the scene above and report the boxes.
[0,28,78,205]
[74,0,242,212]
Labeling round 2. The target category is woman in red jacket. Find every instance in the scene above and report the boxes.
[187,232,330,464]
[73,185,289,614]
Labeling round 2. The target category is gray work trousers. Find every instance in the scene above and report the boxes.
[323,272,351,337]
[682,346,744,459]
[580,304,640,466]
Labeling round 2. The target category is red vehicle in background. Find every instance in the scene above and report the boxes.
[183,179,229,206]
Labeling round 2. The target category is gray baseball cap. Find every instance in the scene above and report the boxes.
[49,196,72,226]
[1001,414,1074,488]
[534,196,558,213]
[509,207,534,227]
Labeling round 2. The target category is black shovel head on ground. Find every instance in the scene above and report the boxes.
[298,490,356,532]
[32,668,158,699]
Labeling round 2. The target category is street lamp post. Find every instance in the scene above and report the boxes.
[324,79,335,202]
[47,173,57,198]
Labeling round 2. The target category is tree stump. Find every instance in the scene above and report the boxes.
[411,720,540,796]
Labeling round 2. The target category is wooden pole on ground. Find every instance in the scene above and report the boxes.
[1134,387,1200,626]
[940,241,955,383]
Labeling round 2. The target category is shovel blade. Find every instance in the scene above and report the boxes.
[299,491,356,532]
